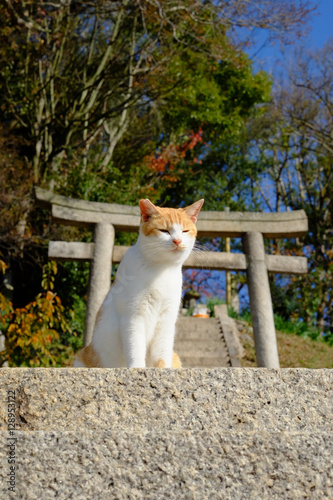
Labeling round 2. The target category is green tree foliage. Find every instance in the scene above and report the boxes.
[0,0,314,198]
[140,50,271,208]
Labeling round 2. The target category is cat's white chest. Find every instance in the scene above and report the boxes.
[142,267,182,310]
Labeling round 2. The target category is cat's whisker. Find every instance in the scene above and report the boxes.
[190,242,214,270]
[192,249,208,259]
[190,249,210,270]
[193,241,209,251]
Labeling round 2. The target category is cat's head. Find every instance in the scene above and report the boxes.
[138,198,204,265]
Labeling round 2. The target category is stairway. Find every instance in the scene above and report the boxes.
[174,316,230,367]
[1,368,332,499]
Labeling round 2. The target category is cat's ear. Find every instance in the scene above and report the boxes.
[139,199,159,222]
[184,199,204,223]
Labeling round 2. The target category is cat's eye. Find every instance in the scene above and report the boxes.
[158,229,170,234]
[182,229,190,233]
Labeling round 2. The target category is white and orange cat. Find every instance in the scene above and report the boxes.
[74,197,204,368]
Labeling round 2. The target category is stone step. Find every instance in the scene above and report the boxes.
[175,350,229,361]
[175,316,228,368]
[1,429,332,499]
[174,339,227,354]
[177,316,218,332]
[176,317,220,338]
[175,327,221,341]
[179,356,230,368]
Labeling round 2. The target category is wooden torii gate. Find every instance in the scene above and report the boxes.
[35,188,308,369]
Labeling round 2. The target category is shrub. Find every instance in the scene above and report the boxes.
[0,261,79,367]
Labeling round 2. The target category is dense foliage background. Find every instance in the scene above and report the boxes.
[1,0,331,366]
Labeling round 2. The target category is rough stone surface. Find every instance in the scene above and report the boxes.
[1,429,332,499]
[1,368,332,498]
[1,368,332,432]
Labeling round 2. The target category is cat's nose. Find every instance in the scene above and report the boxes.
[173,238,182,247]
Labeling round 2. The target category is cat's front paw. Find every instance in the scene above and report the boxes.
[153,353,181,368]
[153,358,167,368]
[172,351,181,368]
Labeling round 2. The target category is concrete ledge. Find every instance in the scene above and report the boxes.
[1,368,332,499]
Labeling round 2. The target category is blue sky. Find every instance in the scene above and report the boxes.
[308,0,333,47]
[247,0,333,74]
